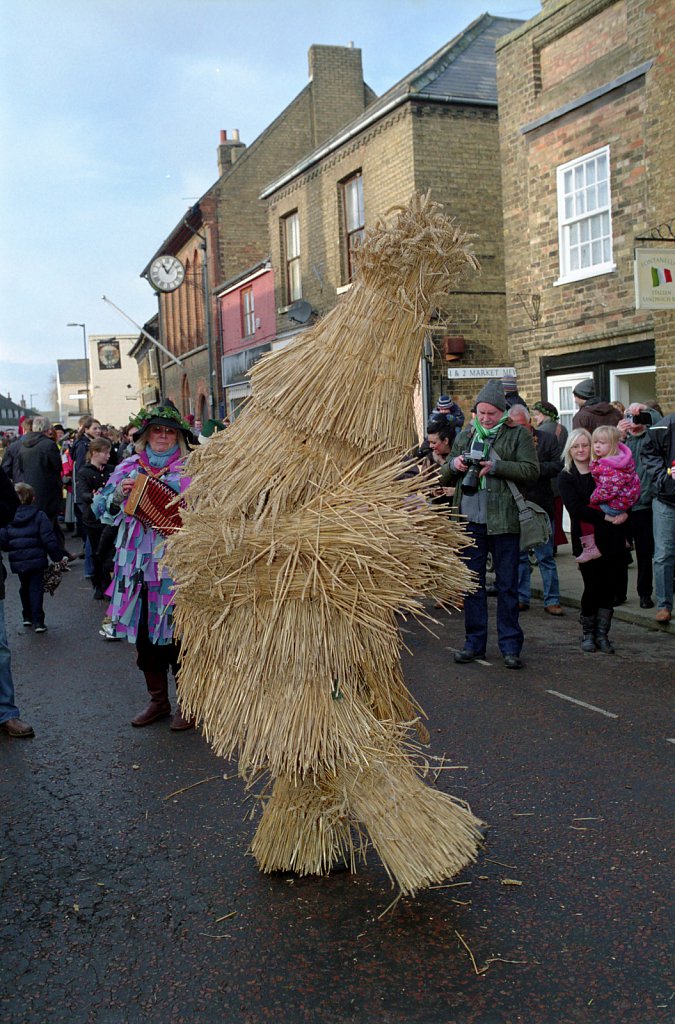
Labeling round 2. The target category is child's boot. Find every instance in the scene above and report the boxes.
[575,535,602,563]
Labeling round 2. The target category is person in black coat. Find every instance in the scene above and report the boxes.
[0,468,34,736]
[75,437,113,599]
[558,428,630,653]
[0,482,65,633]
[17,416,65,545]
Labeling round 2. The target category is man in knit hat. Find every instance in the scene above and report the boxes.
[440,379,538,669]
[501,374,528,410]
[571,378,621,432]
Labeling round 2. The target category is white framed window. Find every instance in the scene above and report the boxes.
[283,212,301,303]
[241,287,255,337]
[555,146,615,285]
[341,172,364,282]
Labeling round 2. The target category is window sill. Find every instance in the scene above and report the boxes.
[553,264,616,287]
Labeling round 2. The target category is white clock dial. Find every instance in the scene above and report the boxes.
[149,255,185,292]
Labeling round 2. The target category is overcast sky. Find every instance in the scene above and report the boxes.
[0,0,539,409]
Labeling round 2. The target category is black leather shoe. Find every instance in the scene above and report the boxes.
[639,596,654,609]
[503,654,522,670]
[454,649,482,664]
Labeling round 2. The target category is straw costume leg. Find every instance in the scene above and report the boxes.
[166,194,485,895]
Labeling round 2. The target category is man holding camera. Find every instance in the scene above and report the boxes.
[440,380,538,669]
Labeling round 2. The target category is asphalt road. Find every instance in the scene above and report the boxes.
[1,560,672,1024]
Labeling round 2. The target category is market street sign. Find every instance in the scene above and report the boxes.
[447,367,516,379]
[634,248,675,310]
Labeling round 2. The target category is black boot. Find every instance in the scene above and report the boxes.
[595,608,615,654]
[579,614,597,652]
[131,671,171,726]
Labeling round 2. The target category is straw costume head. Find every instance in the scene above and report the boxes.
[165,194,484,896]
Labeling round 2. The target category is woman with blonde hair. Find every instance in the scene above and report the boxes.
[558,428,630,653]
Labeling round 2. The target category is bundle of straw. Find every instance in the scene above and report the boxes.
[165,193,484,895]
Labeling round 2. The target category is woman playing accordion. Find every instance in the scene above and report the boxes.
[93,404,194,730]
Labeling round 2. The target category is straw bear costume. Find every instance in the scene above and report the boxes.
[166,195,485,895]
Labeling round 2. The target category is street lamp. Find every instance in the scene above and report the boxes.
[67,322,89,414]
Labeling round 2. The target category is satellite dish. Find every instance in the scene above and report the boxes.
[288,300,312,324]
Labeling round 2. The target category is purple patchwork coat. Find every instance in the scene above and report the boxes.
[93,450,189,645]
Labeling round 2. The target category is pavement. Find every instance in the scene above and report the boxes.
[525,543,672,631]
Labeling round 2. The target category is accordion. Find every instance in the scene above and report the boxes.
[124,473,184,536]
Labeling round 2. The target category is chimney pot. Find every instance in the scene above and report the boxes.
[232,129,240,142]
[220,130,227,143]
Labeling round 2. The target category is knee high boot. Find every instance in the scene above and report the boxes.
[579,614,597,653]
[131,670,171,727]
[595,608,615,654]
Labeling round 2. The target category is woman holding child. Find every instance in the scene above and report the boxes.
[558,427,634,654]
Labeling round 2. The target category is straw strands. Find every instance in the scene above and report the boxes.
[165,193,484,895]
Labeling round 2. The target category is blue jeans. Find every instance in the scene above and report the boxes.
[461,524,523,656]
[518,517,560,608]
[0,600,20,724]
[652,499,675,611]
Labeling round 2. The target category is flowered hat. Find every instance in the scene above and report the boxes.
[130,403,193,443]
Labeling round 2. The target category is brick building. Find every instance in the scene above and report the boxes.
[261,14,522,423]
[496,0,675,426]
[141,45,375,422]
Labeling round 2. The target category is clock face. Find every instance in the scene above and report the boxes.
[149,255,185,292]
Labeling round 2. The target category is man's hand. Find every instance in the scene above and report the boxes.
[606,511,628,525]
[120,477,135,497]
[478,460,493,478]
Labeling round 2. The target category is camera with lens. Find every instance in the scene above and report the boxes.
[624,410,651,425]
[460,441,487,495]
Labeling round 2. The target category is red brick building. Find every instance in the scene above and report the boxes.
[496,0,675,425]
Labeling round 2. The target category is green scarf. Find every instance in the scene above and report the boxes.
[471,412,509,488]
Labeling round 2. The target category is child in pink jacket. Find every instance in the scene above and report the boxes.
[576,425,641,562]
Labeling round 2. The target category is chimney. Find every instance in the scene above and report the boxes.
[217,129,247,175]
[307,45,369,148]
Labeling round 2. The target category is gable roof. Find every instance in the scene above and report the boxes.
[261,12,522,199]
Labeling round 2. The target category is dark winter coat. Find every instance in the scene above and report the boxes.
[572,398,621,433]
[558,465,629,558]
[1,436,27,483]
[17,432,62,519]
[0,468,20,599]
[519,428,562,519]
[0,504,65,575]
[641,412,675,508]
[76,463,113,528]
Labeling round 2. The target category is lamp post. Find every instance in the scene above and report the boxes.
[67,322,89,414]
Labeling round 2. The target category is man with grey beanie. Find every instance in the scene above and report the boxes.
[439,379,538,669]
[571,378,621,433]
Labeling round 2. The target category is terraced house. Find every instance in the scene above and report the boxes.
[260,13,523,425]
[496,0,675,423]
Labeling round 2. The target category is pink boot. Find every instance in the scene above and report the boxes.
[576,535,601,563]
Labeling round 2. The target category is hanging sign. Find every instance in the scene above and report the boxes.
[634,248,675,309]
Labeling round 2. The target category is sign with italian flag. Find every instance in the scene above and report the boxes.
[634,248,675,309]
[651,266,673,287]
